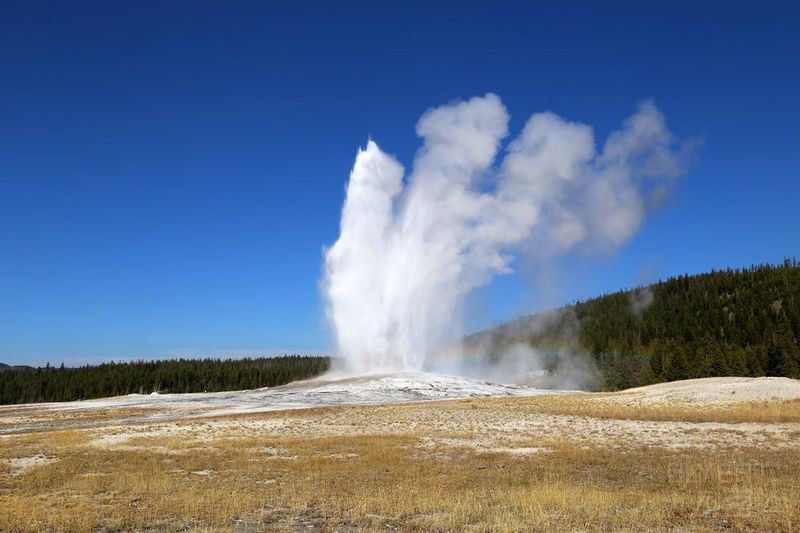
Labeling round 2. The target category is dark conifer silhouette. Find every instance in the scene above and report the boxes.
[0,355,330,405]
[469,259,800,390]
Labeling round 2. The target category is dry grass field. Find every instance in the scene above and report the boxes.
[1,377,799,531]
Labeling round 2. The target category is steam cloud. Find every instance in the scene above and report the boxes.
[324,94,692,375]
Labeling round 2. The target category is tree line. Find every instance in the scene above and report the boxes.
[469,259,800,390]
[4,261,799,401]
[0,355,331,405]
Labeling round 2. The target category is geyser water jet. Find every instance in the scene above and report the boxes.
[324,94,692,375]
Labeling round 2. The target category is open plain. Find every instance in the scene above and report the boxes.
[2,375,800,531]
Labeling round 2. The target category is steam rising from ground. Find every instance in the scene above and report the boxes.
[324,94,692,376]
[453,308,602,390]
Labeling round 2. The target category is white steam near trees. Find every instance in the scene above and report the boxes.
[324,94,693,375]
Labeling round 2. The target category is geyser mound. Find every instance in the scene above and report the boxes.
[324,93,693,376]
[19,372,552,425]
[273,371,547,404]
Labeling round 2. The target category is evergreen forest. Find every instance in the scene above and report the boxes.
[0,355,330,404]
[468,260,800,390]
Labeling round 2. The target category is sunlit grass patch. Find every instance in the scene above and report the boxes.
[470,394,800,423]
[1,391,799,531]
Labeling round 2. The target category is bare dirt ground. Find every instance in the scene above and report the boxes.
[607,376,800,404]
[1,375,799,531]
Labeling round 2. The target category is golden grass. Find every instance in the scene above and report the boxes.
[1,395,799,531]
[2,432,798,531]
[471,395,800,424]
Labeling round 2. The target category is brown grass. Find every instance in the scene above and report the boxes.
[1,395,799,531]
[475,394,800,424]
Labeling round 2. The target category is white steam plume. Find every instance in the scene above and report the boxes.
[324,94,692,374]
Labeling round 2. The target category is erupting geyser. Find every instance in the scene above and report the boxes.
[324,94,692,375]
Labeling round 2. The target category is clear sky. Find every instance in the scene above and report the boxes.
[1,1,798,366]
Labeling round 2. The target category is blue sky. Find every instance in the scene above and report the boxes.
[1,1,798,366]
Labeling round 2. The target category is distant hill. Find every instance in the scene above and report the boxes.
[467,259,800,391]
[0,363,35,372]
